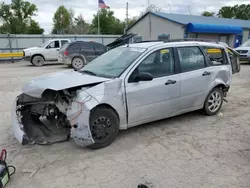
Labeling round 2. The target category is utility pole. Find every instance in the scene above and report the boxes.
[168,2,172,13]
[187,5,192,15]
[125,2,128,33]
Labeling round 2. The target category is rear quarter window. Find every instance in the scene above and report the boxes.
[202,46,228,65]
[93,43,107,51]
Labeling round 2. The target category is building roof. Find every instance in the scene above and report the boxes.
[128,11,250,30]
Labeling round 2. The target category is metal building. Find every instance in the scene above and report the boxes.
[127,12,250,47]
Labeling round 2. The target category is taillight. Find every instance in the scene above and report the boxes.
[64,50,68,56]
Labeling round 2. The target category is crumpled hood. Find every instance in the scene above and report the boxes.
[23,70,110,98]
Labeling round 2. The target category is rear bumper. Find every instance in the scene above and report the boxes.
[59,57,71,65]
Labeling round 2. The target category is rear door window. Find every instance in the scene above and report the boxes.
[81,43,93,51]
[177,46,205,72]
[61,40,69,47]
[202,46,228,66]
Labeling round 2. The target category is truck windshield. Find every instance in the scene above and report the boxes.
[81,47,146,78]
[38,41,50,48]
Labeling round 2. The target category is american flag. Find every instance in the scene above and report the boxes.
[99,0,108,8]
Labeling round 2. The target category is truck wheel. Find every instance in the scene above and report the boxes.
[71,57,85,70]
[32,55,45,66]
[204,88,223,116]
[87,107,119,149]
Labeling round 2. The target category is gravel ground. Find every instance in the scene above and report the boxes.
[0,61,250,188]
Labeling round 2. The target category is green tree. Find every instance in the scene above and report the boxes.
[52,6,71,34]
[26,20,44,34]
[68,14,91,34]
[233,4,250,20]
[92,8,124,34]
[127,16,138,27]
[0,0,44,34]
[201,11,215,17]
[218,6,235,18]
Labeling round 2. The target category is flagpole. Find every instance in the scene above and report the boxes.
[98,3,100,34]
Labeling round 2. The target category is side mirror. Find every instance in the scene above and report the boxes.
[134,72,153,82]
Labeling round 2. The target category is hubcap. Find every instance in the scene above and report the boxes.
[91,116,113,142]
[33,56,44,65]
[72,58,83,69]
[208,91,222,113]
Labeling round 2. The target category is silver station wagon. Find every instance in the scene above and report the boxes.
[12,40,240,149]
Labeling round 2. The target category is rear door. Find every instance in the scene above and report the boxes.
[177,46,212,112]
[81,42,96,62]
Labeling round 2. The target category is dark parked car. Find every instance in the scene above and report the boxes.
[58,41,108,70]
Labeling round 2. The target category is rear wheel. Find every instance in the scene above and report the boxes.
[71,57,85,70]
[87,107,119,149]
[32,55,45,66]
[204,88,223,115]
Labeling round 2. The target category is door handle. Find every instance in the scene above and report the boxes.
[56,49,59,51]
[165,80,176,85]
[202,71,211,76]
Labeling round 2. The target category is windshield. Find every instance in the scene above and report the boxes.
[81,47,146,78]
[241,39,250,47]
[38,41,50,48]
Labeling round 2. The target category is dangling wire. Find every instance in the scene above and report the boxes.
[8,165,16,176]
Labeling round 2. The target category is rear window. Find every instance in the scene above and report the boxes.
[202,46,228,65]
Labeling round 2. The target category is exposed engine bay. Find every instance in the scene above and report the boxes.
[16,88,82,145]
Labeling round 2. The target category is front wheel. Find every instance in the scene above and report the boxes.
[204,88,223,116]
[87,107,119,149]
[32,55,45,66]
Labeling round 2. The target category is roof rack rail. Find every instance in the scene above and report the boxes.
[164,38,220,43]
[134,38,220,44]
[134,40,163,43]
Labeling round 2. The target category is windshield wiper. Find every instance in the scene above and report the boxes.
[82,70,98,76]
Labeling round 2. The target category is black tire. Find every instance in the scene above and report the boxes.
[31,55,45,66]
[87,107,119,149]
[204,88,223,116]
[71,57,85,70]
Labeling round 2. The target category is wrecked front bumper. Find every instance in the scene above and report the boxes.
[11,97,28,145]
[12,92,97,147]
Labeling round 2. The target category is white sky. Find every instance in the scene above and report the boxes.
[2,0,250,33]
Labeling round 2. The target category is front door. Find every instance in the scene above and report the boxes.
[125,48,180,126]
[44,40,60,60]
[176,46,211,111]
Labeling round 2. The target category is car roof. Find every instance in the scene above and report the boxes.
[127,41,225,50]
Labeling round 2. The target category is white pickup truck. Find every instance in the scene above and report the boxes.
[23,39,71,66]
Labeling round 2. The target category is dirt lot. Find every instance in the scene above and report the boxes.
[0,61,250,188]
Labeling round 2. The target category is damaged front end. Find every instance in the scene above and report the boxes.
[12,88,97,146]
